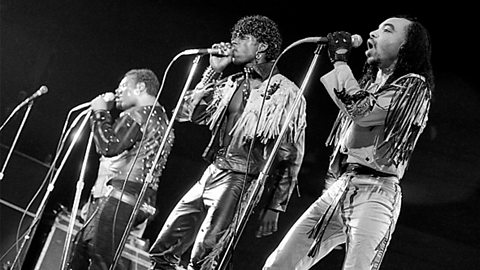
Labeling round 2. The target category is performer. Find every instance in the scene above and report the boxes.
[263,15,434,270]
[149,15,306,270]
[68,68,175,270]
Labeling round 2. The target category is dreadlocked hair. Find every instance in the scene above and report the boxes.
[231,15,282,60]
[359,15,435,92]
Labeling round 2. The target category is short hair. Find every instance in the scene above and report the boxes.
[125,69,160,96]
[360,15,434,92]
[231,15,282,60]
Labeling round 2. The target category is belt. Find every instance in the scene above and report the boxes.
[109,188,138,206]
[108,188,156,215]
[344,163,397,178]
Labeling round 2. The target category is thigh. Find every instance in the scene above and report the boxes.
[264,180,348,270]
[201,170,246,234]
[189,170,248,268]
[161,165,218,229]
[342,183,402,270]
[150,169,212,255]
[92,197,133,268]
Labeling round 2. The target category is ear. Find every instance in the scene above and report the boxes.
[136,82,147,93]
[257,42,268,54]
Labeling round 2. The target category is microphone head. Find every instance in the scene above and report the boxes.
[351,34,363,48]
[103,92,115,102]
[39,85,48,94]
[31,85,48,99]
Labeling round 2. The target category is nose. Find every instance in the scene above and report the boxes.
[369,30,378,39]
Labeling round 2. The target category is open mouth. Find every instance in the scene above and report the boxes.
[367,39,374,49]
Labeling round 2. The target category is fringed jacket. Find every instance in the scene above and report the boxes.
[177,62,306,212]
[320,64,431,180]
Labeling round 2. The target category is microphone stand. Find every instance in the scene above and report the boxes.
[9,109,92,270]
[109,55,202,270]
[0,95,36,133]
[60,127,94,270]
[0,101,34,182]
[215,41,326,270]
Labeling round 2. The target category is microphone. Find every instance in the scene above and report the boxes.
[19,86,49,107]
[181,48,231,57]
[301,34,363,48]
[71,92,115,111]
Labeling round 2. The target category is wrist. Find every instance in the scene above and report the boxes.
[91,110,111,121]
[197,66,222,89]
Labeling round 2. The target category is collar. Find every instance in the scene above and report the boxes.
[374,69,392,89]
[246,61,279,81]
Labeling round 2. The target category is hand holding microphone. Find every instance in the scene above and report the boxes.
[90,92,115,112]
[327,31,358,63]
[70,92,115,111]
[209,42,233,73]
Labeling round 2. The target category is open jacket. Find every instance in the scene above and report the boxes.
[320,64,431,180]
[177,62,306,212]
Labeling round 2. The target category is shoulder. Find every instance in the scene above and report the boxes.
[383,73,431,97]
[269,74,302,98]
[392,73,427,87]
[122,105,168,125]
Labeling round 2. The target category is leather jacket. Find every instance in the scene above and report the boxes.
[90,105,174,195]
[177,62,306,211]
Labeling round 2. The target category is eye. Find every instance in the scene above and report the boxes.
[383,26,393,33]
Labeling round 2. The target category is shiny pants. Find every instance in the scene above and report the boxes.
[149,165,250,270]
[263,173,401,270]
[69,182,154,270]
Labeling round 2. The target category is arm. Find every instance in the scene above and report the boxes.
[267,129,305,212]
[176,82,216,125]
[320,63,397,127]
[177,42,233,124]
[256,98,306,237]
[90,110,142,157]
[89,95,142,157]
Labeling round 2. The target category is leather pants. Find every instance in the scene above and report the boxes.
[69,182,155,270]
[149,164,252,270]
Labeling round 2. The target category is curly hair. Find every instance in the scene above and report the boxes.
[359,15,434,92]
[231,15,282,60]
[125,69,160,96]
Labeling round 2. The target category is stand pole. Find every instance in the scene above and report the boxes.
[0,102,34,181]
[60,128,94,270]
[9,109,92,270]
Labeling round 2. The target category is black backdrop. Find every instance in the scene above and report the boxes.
[1,0,479,269]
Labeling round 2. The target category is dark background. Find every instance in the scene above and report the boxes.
[1,0,479,269]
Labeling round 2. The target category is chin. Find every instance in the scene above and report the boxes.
[232,57,243,65]
[366,57,379,66]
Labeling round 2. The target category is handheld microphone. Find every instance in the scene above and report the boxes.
[181,48,231,57]
[71,92,115,111]
[301,34,363,48]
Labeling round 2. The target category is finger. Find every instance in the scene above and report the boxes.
[255,226,264,238]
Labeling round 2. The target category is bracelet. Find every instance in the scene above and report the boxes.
[197,66,222,89]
